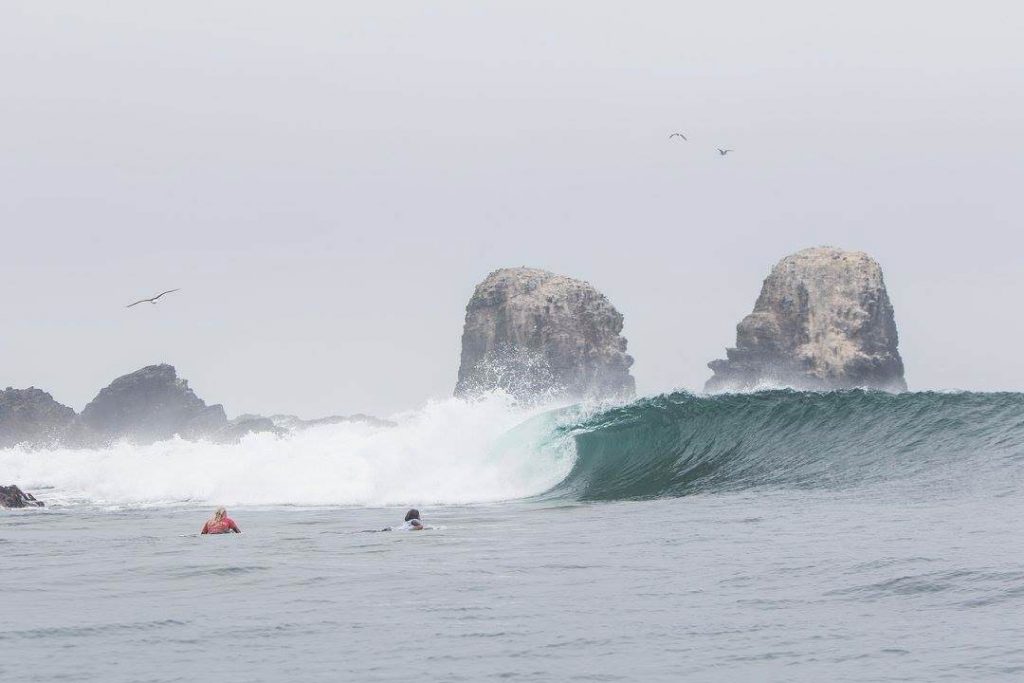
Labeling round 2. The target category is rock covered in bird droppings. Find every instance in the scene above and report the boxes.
[455,267,635,401]
[706,247,906,392]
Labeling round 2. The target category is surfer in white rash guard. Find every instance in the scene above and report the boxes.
[401,509,425,530]
[378,509,425,532]
[374,509,427,532]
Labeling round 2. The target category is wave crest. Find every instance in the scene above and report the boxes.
[551,390,1024,500]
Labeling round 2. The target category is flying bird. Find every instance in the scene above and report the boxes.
[669,133,687,141]
[717,148,733,156]
[126,289,180,308]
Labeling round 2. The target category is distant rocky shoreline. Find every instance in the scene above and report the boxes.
[0,363,389,451]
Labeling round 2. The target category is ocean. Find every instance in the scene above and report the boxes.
[3,390,1024,682]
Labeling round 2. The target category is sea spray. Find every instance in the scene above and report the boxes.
[0,393,581,508]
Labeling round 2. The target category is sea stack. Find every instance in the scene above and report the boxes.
[77,364,229,444]
[705,247,906,392]
[0,387,76,448]
[455,267,635,401]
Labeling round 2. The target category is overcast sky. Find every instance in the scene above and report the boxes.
[2,2,1023,417]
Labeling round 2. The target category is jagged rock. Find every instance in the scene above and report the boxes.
[78,364,229,444]
[1,364,394,448]
[0,485,44,508]
[706,247,906,392]
[455,267,635,401]
[0,387,76,448]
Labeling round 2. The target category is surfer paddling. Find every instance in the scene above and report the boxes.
[378,509,427,532]
[402,509,425,530]
[201,507,241,534]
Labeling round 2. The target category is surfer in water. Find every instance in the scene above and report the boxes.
[201,507,241,535]
[402,509,425,530]
[378,509,426,532]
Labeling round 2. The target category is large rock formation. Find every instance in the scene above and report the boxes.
[78,364,230,444]
[455,267,635,401]
[0,387,76,447]
[0,485,44,508]
[0,365,353,448]
[705,247,906,392]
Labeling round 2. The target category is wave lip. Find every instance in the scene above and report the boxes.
[549,390,1024,501]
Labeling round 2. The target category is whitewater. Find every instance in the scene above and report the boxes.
[4,390,1024,682]
[0,393,582,508]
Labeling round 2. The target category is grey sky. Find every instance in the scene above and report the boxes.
[2,2,1023,417]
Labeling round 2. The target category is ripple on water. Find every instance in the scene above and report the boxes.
[0,619,189,641]
[165,565,272,579]
[826,568,1024,603]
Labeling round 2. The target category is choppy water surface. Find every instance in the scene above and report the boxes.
[3,391,1024,681]
[4,492,1024,682]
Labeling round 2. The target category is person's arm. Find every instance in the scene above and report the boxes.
[201,522,209,535]
[229,519,241,533]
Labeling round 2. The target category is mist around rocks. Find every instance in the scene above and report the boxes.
[0,365,380,449]
[706,247,906,393]
[1,244,906,454]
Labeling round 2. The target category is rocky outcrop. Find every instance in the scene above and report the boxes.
[78,364,230,444]
[0,388,76,447]
[706,247,906,392]
[0,365,361,447]
[455,267,635,401]
[0,485,44,508]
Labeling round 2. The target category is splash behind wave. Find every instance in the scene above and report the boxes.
[0,394,579,508]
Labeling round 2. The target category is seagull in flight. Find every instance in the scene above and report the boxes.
[126,289,180,308]
[717,148,733,156]
[669,133,687,141]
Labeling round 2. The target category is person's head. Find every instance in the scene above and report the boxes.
[404,509,420,522]
[213,507,227,522]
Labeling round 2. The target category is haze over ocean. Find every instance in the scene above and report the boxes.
[4,3,1024,682]
[2,1,1024,416]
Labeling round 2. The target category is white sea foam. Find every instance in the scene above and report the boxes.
[0,394,579,508]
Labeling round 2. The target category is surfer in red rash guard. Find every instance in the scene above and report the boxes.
[201,507,241,534]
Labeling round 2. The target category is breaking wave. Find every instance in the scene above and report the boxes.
[5,390,1024,508]
[0,394,580,508]
[552,390,1024,500]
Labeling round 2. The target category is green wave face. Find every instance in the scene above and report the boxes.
[549,391,1024,501]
